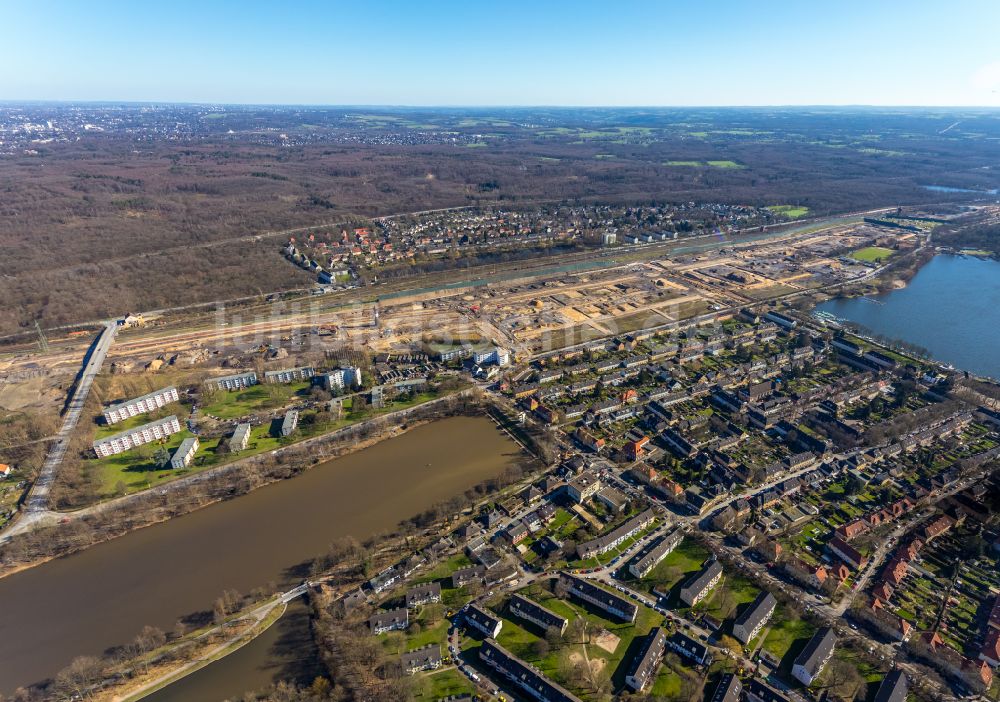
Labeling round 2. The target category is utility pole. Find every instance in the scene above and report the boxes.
[34,320,49,352]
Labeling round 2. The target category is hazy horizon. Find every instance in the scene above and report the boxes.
[2,0,998,107]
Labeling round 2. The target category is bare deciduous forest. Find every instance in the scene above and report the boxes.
[2,105,999,335]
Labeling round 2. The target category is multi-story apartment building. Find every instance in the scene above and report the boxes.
[263,366,315,384]
[170,437,199,469]
[230,422,252,452]
[102,386,179,425]
[93,415,182,457]
[208,371,258,391]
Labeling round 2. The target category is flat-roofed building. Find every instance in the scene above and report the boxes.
[792,627,836,685]
[280,410,299,437]
[170,437,199,469]
[208,371,258,391]
[320,367,361,390]
[93,415,182,457]
[625,627,667,691]
[103,386,179,425]
[595,487,629,514]
[509,594,568,635]
[565,473,602,503]
[733,591,777,644]
[679,560,723,607]
[231,422,252,452]
[264,366,315,384]
[630,529,684,578]
[479,639,582,702]
[560,574,637,623]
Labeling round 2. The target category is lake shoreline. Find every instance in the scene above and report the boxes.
[815,253,1000,381]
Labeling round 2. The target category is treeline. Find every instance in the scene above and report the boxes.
[935,221,1000,256]
[3,122,994,334]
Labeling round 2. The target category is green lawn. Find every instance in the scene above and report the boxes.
[706,160,745,169]
[651,667,684,697]
[89,429,222,495]
[629,539,710,597]
[665,160,702,167]
[760,606,814,665]
[768,205,811,219]
[414,553,472,584]
[200,382,311,419]
[694,574,760,621]
[493,585,663,698]
[850,246,894,263]
[413,667,472,700]
[380,606,450,654]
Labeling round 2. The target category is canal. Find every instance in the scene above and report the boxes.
[0,416,524,694]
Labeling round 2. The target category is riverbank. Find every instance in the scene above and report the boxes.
[0,413,529,694]
[0,388,483,579]
[116,599,289,702]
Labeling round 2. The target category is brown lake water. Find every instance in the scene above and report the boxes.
[0,416,522,694]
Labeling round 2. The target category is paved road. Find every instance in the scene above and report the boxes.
[4,320,117,538]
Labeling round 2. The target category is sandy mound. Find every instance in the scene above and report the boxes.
[593,631,620,654]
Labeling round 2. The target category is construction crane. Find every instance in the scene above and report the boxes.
[34,320,49,352]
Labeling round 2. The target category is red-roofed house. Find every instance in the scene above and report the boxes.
[828,536,868,570]
[836,519,868,541]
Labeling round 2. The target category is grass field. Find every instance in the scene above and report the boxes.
[629,539,710,598]
[663,160,745,169]
[706,160,745,169]
[492,585,663,697]
[200,381,311,420]
[850,246,894,262]
[414,667,472,700]
[693,574,760,622]
[768,205,811,219]
[760,606,814,666]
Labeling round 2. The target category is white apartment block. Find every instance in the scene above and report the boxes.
[170,437,199,469]
[263,366,315,384]
[231,422,252,452]
[209,371,258,391]
[93,415,182,457]
[472,347,510,367]
[103,386,179,425]
[320,367,360,390]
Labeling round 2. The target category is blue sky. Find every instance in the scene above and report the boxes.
[2,0,999,106]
